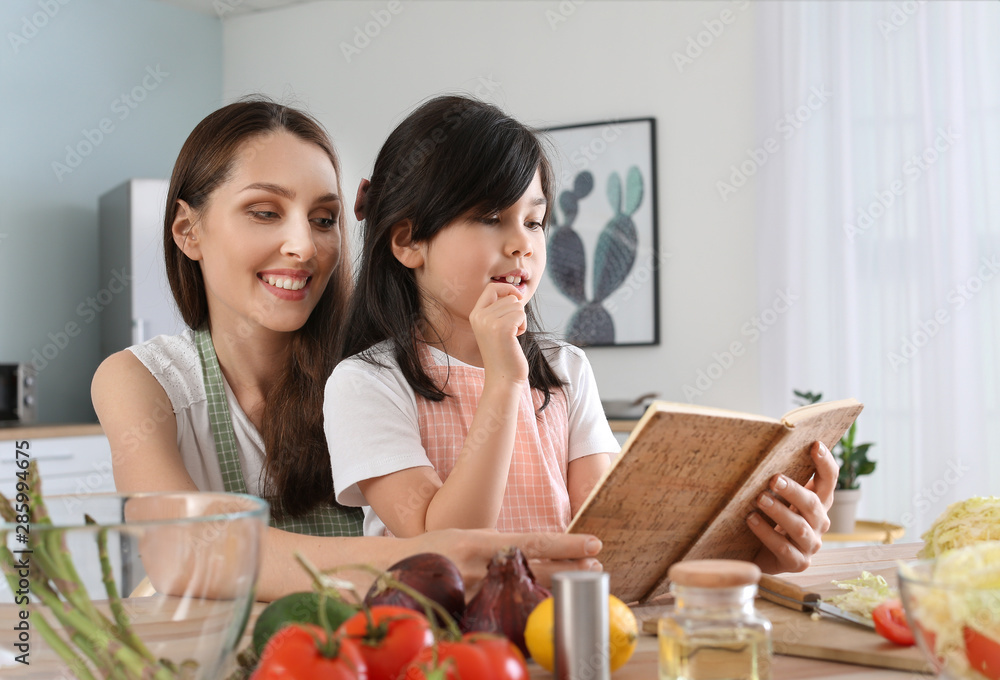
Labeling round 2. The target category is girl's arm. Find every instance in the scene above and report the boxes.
[94,352,604,600]
[356,374,523,535]
[355,286,528,536]
[567,453,611,516]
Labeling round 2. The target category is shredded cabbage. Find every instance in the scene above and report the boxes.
[826,571,897,619]
[903,541,1000,679]
[919,496,1000,559]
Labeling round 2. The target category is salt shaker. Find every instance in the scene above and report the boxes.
[553,571,610,680]
[658,560,772,680]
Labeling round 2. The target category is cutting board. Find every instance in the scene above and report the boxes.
[638,601,931,673]
[635,559,934,675]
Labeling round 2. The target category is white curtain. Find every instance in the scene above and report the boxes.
[755,0,1000,539]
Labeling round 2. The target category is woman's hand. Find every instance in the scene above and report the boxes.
[749,441,838,574]
[410,529,603,592]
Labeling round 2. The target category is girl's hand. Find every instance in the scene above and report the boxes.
[469,282,528,383]
[749,441,838,573]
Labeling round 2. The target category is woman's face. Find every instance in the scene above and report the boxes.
[184,130,342,337]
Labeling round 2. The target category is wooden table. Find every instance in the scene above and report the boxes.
[532,542,929,679]
[235,542,928,679]
[824,520,906,544]
[1,543,930,679]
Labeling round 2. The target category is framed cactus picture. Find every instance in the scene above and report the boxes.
[536,117,660,347]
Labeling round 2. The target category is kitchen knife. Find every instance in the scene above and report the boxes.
[757,574,875,630]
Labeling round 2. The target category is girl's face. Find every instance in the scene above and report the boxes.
[179,130,342,336]
[411,169,547,331]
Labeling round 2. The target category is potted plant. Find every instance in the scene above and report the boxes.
[793,390,876,532]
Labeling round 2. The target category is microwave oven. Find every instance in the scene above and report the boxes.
[0,363,37,425]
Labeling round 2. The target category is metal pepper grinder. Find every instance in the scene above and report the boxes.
[553,571,611,680]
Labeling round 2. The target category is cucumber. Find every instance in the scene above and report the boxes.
[252,591,357,656]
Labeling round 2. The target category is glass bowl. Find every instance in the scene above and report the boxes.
[898,556,1000,680]
[0,491,268,679]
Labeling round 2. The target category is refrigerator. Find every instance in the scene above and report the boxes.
[98,179,184,358]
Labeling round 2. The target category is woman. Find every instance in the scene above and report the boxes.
[92,98,602,600]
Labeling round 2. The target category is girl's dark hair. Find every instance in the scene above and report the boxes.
[342,95,563,406]
[164,97,351,519]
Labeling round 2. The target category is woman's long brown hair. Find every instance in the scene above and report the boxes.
[163,97,351,519]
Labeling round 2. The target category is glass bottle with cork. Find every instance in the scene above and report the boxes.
[658,559,772,680]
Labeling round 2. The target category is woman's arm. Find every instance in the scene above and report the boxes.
[92,350,195,493]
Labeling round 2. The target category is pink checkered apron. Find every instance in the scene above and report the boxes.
[415,344,572,533]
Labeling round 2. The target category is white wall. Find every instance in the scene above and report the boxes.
[0,0,222,423]
[223,0,767,413]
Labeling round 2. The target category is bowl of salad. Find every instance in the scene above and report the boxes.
[898,541,1000,680]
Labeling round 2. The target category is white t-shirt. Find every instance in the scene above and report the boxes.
[324,340,620,536]
[128,330,267,495]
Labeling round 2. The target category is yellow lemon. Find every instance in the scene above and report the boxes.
[524,595,639,672]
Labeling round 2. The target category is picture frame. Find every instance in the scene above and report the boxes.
[534,117,660,347]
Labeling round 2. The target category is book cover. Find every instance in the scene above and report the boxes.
[567,398,863,603]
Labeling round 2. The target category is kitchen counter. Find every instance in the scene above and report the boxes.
[0,543,929,678]
[0,423,103,440]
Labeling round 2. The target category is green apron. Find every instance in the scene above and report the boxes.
[194,329,364,536]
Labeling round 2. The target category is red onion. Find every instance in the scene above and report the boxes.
[364,552,466,625]
[461,547,551,657]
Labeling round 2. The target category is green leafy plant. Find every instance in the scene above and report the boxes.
[793,390,876,490]
[0,460,196,679]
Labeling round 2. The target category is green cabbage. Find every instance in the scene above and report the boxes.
[919,496,1000,559]
[903,541,1000,679]
[826,571,897,619]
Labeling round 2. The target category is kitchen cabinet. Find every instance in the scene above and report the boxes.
[0,428,125,602]
[0,429,114,498]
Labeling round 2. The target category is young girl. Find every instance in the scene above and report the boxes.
[325,95,621,538]
[327,96,841,577]
[92,98,605,600]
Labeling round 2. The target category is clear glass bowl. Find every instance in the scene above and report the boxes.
[898,558,1000,680]
[0,491,268,679]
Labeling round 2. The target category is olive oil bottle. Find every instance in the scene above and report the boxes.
[658,560,772,680]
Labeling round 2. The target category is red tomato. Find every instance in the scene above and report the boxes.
[251,623,366,680]
[338,605,434,680]
[402,633,527,680]
[872,600,915,646]
[965,627,1000,680]
[463,633,528,680]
